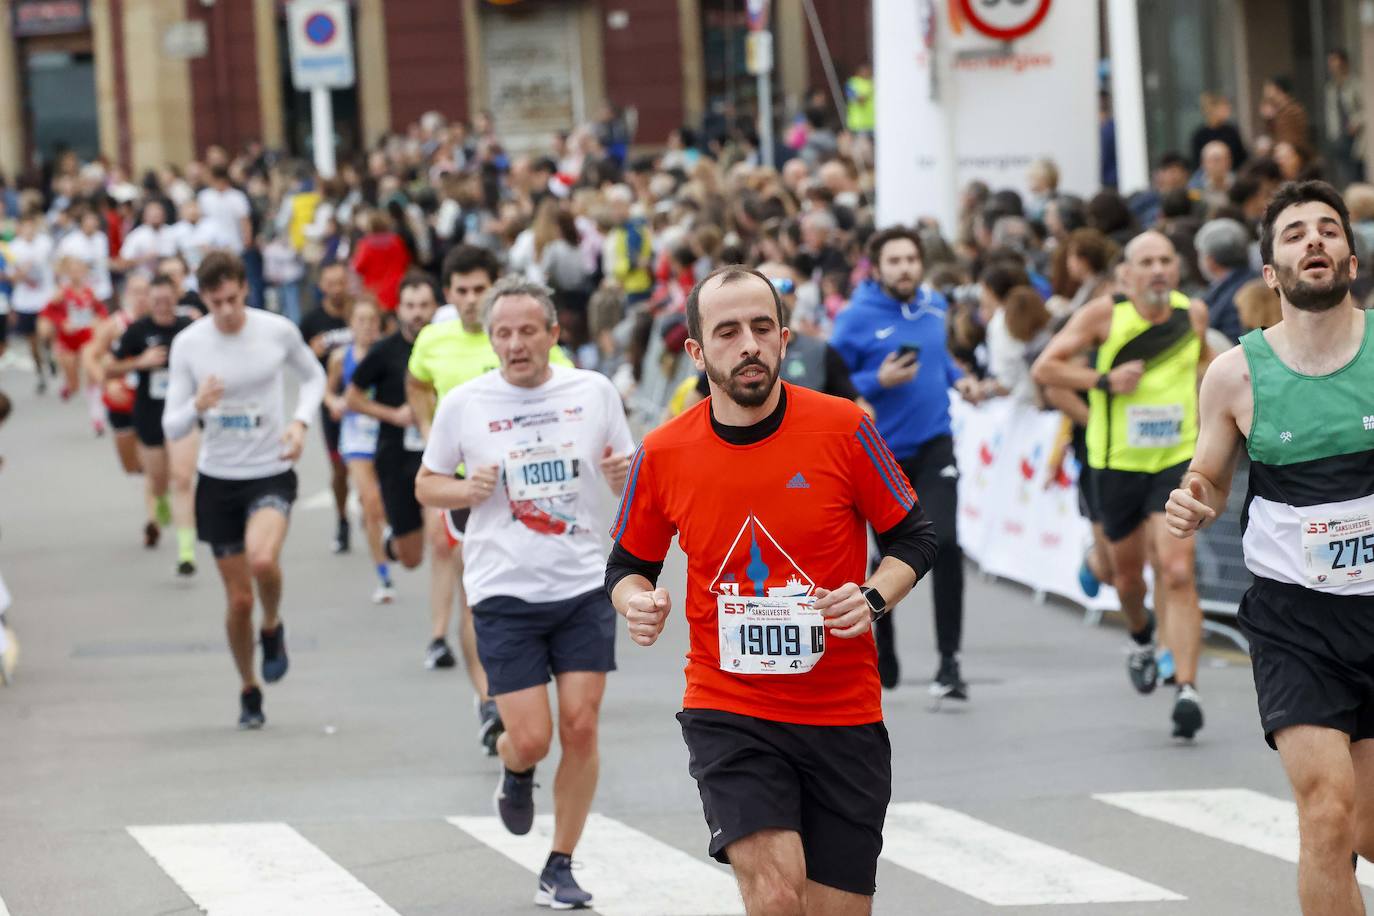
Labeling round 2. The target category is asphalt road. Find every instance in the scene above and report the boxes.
[0,362,1366,916]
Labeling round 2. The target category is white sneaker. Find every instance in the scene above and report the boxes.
[372,583,397,605]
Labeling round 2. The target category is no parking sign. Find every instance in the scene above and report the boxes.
[287,0,355,91]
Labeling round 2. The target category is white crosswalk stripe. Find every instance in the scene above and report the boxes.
[127,822,400,916]
[881,802,1186,906]
[448,812,745,916]
[1096,788,1374,887]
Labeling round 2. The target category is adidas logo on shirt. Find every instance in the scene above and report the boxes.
[786,472,810,489]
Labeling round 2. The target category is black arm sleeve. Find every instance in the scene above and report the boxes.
[875,501,938,582]
[605,541,665,601]
[823,344,862,402]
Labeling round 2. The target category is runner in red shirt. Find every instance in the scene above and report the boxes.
[350,211,412,313]
[40,257,108,430]
[607,266,936,912]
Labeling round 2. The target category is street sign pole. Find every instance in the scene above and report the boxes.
[311,86,336,178]
[757,61,774,170]
[747,0,774,169]
[288,0,354,178]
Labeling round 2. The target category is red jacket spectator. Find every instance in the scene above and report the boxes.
[350,214,411,311]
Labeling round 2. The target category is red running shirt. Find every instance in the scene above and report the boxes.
[42,285,106,351]
[611,384,916,726]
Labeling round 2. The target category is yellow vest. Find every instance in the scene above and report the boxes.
[1086,292,1200,472]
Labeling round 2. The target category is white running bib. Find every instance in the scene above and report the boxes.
[717,595,826,675]
[148,369,169,400]
[403,424,425,452]
[504,442,580,501]
[340,414,380,455]
[209,402,262,439]
[65,308,94,330]
[1302,511,1374,589]
[1126,404,1184,449]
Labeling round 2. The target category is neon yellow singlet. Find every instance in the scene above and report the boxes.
[1085,291,1200,473]
[407,322,572,402]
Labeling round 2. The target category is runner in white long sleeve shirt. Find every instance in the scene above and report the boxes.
[163,251,326,729]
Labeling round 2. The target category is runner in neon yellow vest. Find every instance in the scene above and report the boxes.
[1032,230,1213,739]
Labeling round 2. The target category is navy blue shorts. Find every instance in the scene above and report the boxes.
[472,588,617,696]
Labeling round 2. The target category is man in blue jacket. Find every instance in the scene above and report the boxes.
[832,226,982,699]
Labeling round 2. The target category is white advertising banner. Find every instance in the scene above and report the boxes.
[950,397,1119,613]
[876,0,1101,232]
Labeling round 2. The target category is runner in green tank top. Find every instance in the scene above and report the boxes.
[1033,231,1213,739]
[1168,181,1374,916]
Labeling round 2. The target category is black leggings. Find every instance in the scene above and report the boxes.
[876,435,964,660]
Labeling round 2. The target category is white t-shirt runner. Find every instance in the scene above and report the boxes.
[8,235,54,314]
[162,310,327,479]
[421,365,635,607]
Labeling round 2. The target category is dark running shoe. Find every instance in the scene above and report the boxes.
[929,657,968,701]
[238,686,265,729]
[425,637,456,670]
[143,521,160,549]
[1172,684,1204,740]
[494,766,536,836]
[260,624,289,683]
[176,560,196,577]
[478,699,504,757]
[535,853,592,910]
[1128,644,1159,695]
[332,517,351,554]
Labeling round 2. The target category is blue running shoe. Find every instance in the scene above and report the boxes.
[1078,557,1101,598]
[1157,647,1176,685]
[535,853,592,910]
[494,766,536,835]
[260,624,289,683]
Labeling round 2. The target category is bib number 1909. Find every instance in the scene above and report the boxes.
[717,595,826,675]
[736,623,825,661]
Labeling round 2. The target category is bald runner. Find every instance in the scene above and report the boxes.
[1033,230,1213,739]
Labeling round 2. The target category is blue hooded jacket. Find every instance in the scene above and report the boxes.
[830,280,963,460]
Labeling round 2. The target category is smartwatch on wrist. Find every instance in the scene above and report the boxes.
[861,586,888,621]
[1094,372,1112,393]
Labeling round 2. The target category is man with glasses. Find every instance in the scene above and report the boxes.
[682,262,870,414]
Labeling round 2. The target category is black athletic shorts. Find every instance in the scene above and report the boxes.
[1093,459,1190,542]
[12,312,37,337]
[133,400,165,448]
[374,444,424,538]
[320,406,341,461]
[471,588,616,696]
[1239,577,1374,750]
[195,470,297,558]
[677,708,891,897]
[108,409,133,433]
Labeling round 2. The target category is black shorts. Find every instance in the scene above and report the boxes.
[471,588,616,696]
[12,312,37,337]
[1239,577,1374,750]
[374,444,424,538]
[320,407,341,461]
[677,709,891,896]
[195,470,298,558]
[1093,459,1190,542]
[133,400,165,448]
[108,409,133,433]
